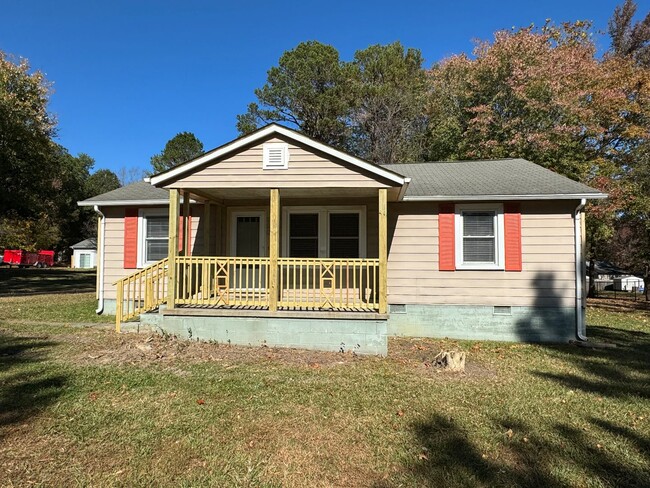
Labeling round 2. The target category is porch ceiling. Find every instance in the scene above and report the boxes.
[186,187,402,202]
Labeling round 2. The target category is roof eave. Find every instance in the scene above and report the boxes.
[402,193,608,201]
[149,124,406,187]
[77,199,171,207]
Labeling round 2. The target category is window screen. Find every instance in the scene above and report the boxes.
[145,216,169,262]
[462,211,495,263]
[289,213,319,257]
[329,213,359,258]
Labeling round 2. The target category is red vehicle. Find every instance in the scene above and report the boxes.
[2,249,54,268]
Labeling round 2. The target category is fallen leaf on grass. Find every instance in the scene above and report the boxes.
[505,428,513,439]
[197,398,205,405]
[396,410,404,417]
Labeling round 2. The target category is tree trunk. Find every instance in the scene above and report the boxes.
[644,264,649,302]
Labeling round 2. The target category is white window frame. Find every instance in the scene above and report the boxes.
[228,209,267,257]
[262,142,289,170]
[455,203,504,270]
[281,206,367,258]
[137,208,169,268]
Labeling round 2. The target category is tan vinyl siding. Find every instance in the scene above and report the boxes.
[169,138,391,189]
[102,205,202,300]
[387,201,577,307]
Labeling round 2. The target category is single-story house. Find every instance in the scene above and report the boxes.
[71,238,97,268]
[613,276,645,292]
[78,124,606,355]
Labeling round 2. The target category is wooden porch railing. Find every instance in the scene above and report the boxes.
[278,257,380,311]
[173,256,380,311]
[114,256,380,330]
[174,256,270,308]
[115,257,168,331]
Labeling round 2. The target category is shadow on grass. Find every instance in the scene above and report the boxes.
[0,267,96,296]
[397,412,650,488]
[0,332,66,438]
[533,325,650,400]
[389,272,650,487]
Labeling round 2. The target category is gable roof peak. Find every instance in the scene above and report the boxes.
[149,124,406,187]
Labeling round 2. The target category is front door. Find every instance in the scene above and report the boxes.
[230,211,266,290]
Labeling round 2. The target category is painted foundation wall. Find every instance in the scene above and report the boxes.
[142,311,388,356]
[388,304,576,343]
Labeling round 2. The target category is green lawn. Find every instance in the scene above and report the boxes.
[0,292,648,487]
[0,267,97,296]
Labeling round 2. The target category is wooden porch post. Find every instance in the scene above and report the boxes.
[167,189,180,309]
[269,189,280,312]
[203,202,211,255]
[182,191,191,256]
[378,188,388,314]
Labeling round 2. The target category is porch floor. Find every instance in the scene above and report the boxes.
[163,306,388,320]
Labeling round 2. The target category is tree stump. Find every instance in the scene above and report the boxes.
[433,350,466,372]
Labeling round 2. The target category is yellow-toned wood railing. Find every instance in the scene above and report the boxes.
[115,257,169,331]
[115,256,380,331]
[278,257,380,311]
[174,256,270,308]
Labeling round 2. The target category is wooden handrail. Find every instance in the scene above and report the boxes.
[114,257,169,332]
[278,257,380,311]
[114,255,381,332]
[174,256,270,308]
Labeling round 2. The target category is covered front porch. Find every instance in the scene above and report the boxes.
[115,186,390,328]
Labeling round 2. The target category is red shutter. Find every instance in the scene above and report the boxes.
[504,203,522,272]
[124,208,138,269]
[438,203,456,271]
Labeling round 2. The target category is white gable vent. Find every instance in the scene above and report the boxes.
[263,142,289,170]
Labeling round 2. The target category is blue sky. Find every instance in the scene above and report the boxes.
[2,0,647,175]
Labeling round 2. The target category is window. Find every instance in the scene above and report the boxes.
[138,210,169,267]
[79,253,91,268]
[263,142,289,169]
[329,213,360,258]
[455,204,504,270]
[145,216,169,262]
[289,213,319,257]
[283,207,366,258]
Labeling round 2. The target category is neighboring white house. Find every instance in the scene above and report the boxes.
[613,275,645,292]
[71,238,97,269]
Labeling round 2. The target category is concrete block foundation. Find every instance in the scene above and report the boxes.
[149,310,388,356]
[387,304,577,343]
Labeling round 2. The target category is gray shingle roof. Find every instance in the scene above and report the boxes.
[382,159,604,199]
[78,180,169,205]
[78,159,605,206]
[71,238,97,250]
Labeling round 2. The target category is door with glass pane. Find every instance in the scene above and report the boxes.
[231,212,266,290]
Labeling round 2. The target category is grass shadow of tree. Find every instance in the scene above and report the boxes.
[397,412,650,487]
[513,270,650,400]
[0,332,67,440]
[387,271,650,487]
[0,268,96,296]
